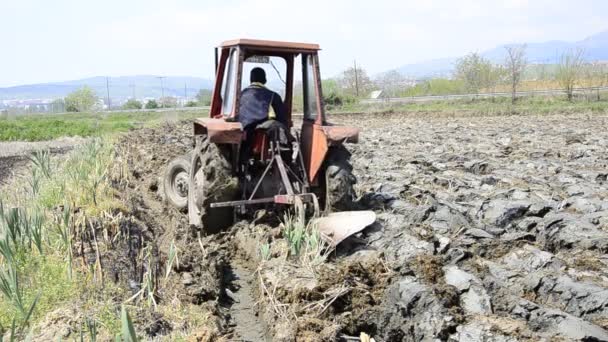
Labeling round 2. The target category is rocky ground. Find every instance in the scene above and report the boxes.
[344,112,608,341]
[116,113,608,341]
[17,112,607,341]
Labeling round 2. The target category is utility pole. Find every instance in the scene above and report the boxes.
[157,76,166,100]
[184,83,187,102]
[354,60,359,97]
[106,77,111,111]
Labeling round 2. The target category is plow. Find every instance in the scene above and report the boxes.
[164,38,375,245]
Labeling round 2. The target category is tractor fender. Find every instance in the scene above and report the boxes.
[193,118,243,144]
[322,125,359,144]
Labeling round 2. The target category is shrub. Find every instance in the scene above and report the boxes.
[65,86,98,112]
[144,100,159,109]
[122,99,142,110]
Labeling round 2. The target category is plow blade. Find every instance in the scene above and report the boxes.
[313,211,376,246]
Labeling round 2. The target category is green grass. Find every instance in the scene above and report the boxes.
[0,140,129,337]
[330,95,608,117]
[0,110,205,141]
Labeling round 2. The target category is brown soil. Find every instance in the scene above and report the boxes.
[23,112,608,341]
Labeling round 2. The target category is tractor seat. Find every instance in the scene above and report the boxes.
[255,120,290,145]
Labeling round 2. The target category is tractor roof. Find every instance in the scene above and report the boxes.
[220,38,320,53]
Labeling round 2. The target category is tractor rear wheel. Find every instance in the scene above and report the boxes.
[319,145,357,212]
[163,152,192,210]
[188,136,238,234]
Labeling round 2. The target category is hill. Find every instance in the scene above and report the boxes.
[0,75,214,101]
[394,29,608,78]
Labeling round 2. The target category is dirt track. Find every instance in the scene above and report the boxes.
[46,113,608,341]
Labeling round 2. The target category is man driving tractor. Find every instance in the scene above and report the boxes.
[238,67,289,159]
[238,67,287,129]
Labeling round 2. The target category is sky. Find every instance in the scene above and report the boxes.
[1,0,607,87]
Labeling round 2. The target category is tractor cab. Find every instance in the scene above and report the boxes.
[193,39,359,184]
[165,39,374,245]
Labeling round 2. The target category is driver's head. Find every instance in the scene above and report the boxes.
[250,67,267,84]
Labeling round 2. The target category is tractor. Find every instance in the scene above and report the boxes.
[163,39,374,245]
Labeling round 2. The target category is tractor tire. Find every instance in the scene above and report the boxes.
[188,136,238,234]
[320,145,357,212]
[163,152,192,210]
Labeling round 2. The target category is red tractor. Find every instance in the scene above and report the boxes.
[164,39,374,244]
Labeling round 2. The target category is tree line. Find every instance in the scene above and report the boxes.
[47,47,608,113]
[324,46,608,105]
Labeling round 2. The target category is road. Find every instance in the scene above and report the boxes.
[360,86,608,104]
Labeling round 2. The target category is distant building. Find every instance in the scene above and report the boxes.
[369,90,385,99]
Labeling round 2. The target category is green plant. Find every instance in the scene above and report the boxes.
[281,215,329,268]
[80,316,98,342]
[0,266,40,328]
[165,240,178,279]
[122,99,143,110]
[283,214,306,256]
[120,305,138,342]
[28,150,52,179]
[259,243,271,261]
[144,100,159,109]
[127,246,157,308]
[54,204,73,279]
[65,86,98,112]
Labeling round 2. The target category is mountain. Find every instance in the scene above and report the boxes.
[0,75,214,101]
[393,29,608,79]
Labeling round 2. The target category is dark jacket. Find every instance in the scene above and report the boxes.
[238,83,286,129]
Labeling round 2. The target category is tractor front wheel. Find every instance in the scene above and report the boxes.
[163,152,192,210]
[188,136,238,234]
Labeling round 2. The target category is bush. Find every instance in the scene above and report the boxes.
[145,100,159,109]
[323,91,356,109]
[122,99,142,110]
[65,86,98,112]
[195,89,212,106]
[185,101,198,107]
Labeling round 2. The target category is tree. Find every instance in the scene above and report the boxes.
[374,70,407,98]
[454,53,506,94]
[556,48,585,102]
[145,100,159,109]
[338,66,372,97]
[504,45,527,104]
[122,99,143,110]
[195,89,212,106]
[65,86,97,112]
[159,96,177,108]
[454,53,492,93]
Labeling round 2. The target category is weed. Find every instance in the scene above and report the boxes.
[0,265,40,329]
[28,150,52,180]
[120,305,138,342]
[281,214,330,268]
[259,243,271,261]
[165,240,178,279]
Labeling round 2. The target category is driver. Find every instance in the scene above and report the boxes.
[238,67,287,129]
